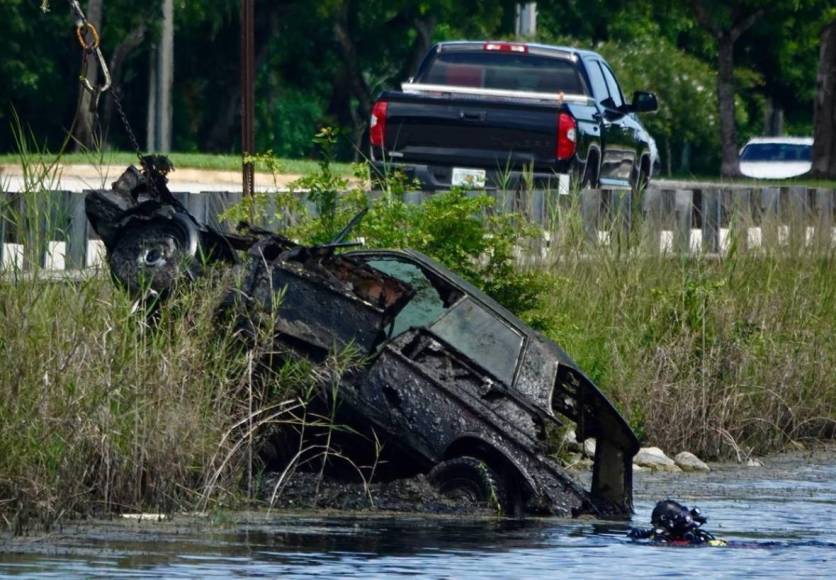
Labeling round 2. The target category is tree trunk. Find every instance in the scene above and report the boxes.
[146,45,157,151]
[690,2,762,178]
[205,11,277,153]
[71,0,104,151]
[102,22,147,147]
[811,20,836,178]
[716,33,740,178]
[399,15,437,81]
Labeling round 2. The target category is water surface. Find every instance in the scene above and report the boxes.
[1,452,834,578]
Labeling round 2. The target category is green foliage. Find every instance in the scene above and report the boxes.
[595,36,720,174]
[526,233,835,458]
[257,88,325,159]
[3,0,832,174]
[288,127,350,242]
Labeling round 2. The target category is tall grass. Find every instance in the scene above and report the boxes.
[525,202,836,460]
[0,142,328,533]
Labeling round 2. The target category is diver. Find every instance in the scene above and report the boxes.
[628,500,727,546]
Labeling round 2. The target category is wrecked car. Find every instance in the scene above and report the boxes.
[85,162,639,519]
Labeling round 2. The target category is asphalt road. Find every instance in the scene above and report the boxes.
[0,164,794,194]
[0,164,298,194]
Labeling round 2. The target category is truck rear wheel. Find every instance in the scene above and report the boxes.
[576,151,599,190]
[429,456,504,512]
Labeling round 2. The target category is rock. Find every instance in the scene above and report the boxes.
[674,451,710,472]
[562,429,581,452]
[632,463,649,473]
[582,438,597,458]
[746,457,764,468]
[633,446,681,472]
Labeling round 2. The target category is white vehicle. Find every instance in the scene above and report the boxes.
[738,137,812,179]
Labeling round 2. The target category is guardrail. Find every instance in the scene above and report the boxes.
[1,185,834,272]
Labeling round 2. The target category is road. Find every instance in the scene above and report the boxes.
[1,164,769,194]
[0,164,301,194]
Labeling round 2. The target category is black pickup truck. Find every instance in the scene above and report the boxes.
[369,41,658,192]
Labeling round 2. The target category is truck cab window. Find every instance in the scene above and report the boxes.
[600,63,625,109]
[586,61,610,105]
[420,52,587,95]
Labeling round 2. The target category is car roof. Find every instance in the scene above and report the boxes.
[434,40,601,61]
[743,136,813,146]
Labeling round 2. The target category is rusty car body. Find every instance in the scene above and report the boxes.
[85,163,639,518]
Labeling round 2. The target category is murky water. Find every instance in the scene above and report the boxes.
[1,452,834,578]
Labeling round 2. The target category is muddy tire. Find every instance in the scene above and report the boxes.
[429,457,504,511]
[108,216,199,295]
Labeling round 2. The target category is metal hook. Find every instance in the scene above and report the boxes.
[78,45,112,98]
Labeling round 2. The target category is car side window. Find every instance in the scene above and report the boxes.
[600,63,625,109]
[430,298,524,385]
[586,60,609,104]
[365,258,461,337]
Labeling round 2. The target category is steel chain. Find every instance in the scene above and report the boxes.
[57,0,159,192]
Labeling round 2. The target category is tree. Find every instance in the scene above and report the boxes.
[812,18,836,178]
[71,0,103,151]
[597,37,719,176]
[690,0,763,177]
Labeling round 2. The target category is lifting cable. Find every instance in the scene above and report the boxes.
[42,0,170,180]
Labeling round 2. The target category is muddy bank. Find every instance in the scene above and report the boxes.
[264,472,497,515]
[261,445,836,516]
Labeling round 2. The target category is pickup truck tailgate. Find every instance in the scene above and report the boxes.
[383,94,561,170]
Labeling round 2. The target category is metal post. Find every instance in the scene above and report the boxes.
[241,0,255,198]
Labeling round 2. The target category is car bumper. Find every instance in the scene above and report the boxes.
[370,161,572,193]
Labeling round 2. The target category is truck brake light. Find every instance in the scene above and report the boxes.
[556,112,577,160]
[483,42,527,53]
[370,100,388,147]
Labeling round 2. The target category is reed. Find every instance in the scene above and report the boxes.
[526,202,836,460]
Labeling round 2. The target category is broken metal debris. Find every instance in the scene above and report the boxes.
[85,163,640,519]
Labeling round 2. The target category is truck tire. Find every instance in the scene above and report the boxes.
[577,150,599,190]
[429,456,504,511]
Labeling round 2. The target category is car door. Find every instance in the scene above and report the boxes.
[598,61,638,184]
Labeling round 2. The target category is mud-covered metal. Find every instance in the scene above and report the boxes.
[85,163,639,518]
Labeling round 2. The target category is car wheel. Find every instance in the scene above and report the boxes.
[574,152,599,191]
[108,216,199,295]
[429,456,505,511]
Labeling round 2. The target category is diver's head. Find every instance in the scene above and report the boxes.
[651,500,695,535]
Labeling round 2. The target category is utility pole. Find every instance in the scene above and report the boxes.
[145,0,174,152]
[515,2,537,38]
[241,0,255,198]
[158,0,174,152]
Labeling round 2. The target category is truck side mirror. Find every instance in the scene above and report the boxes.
[629,91,658,113]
